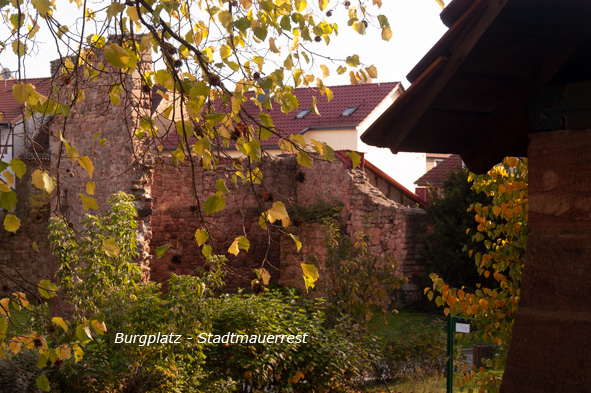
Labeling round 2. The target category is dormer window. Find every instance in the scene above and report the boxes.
[295,108,311,119]
[341,106,358,117]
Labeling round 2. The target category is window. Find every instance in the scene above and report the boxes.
[433,158,444,167]
[295,108,311,119]
[341,106,358,117]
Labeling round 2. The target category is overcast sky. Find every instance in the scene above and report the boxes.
[0,0,449,87]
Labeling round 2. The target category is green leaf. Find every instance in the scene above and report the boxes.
[202,244,212,257]
[346,55,360,67]
[204,195,226,214]
[253,26,267,41]
[103,238,120,257]
[216,179,229,195]
[38,280,58,299]
[155,243,171,258]
[104,43,138,69]
[80,194,99,211]
[194,229,209,246]
[0,317,6,341]
[347,151,361,168]
[106,2,125,19]
[9,159,26,179]
[297,151,314,169]
[301,263,319,291]
[0,191,17,211]
[32,0,51,14]
[36,376,50,392]
[12,40,27,56]
[3,214,20,232]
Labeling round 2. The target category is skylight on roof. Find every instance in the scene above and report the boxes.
[341,106,358,117]
[295,108,311,119]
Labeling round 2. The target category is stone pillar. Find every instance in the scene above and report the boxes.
[501,129,591,392]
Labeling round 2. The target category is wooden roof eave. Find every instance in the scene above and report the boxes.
[360,0,509,154]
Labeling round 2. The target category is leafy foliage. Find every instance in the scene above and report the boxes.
[426,157,528,391]
[419,168,492,293]
[309,217,407,326]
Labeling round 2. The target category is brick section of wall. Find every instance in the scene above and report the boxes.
[282,160,428,299]
[502,130,591,393]
[150,154,427,297]
[49,46,154,276]
[0,161,51,298]
[150,156,298,289]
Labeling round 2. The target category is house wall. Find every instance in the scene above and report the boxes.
[0,160,51,298]
[502,129,591,392]
[303,129,358,151]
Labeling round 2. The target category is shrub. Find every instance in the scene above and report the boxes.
[205,289,373,393]
[44,192,375,392]
[310,218,407,327]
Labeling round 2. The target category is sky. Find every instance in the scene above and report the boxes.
[0,0,449,88]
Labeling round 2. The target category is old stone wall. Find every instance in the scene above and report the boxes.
[48,46,154,276]
[150,155,427,297]
[149,156,297,289]
[0,160,51,298]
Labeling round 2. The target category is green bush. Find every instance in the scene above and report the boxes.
[43,192,374,392]
[205,289,373,393]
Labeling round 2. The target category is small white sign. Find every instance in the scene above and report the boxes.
[456,322,470,334]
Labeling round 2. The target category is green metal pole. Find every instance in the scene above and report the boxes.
[446,315,456,393]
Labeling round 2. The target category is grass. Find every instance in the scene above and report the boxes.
[363,373,445,393]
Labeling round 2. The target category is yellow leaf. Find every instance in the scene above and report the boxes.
[194,228,209,246]
[12,83,32,105]
[293,370,305,383]
[266,201,289,226]
[239,0,252,8]
[80,194,99,211]
[103,238,120,257]
[12,292,29,309]
[435,0,445,10]
[320,64,330,79]
[366,65,378,79]
[294,0,307,12]
[91,320,107,335]
[381,26,392,41]
[52,317,68,332]
[73,344,84,363]
[289,233,302,252]
[3,214,20,232]
[2,171,13,188]
[86,181,95,195]
[301,263,319,290]
[0,298,9,317]
[78,156,94,179]
[255,268,271,285]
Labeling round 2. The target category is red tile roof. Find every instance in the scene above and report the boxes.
[0,78,52,123]
[162,82,401,149]
[414,154,463,187]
